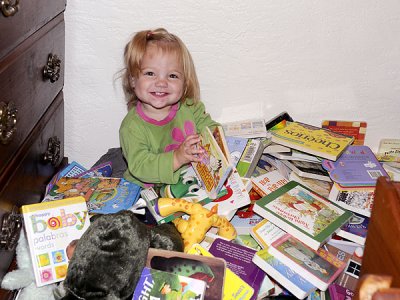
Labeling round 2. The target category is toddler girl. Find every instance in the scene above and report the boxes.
[119,28,219,187]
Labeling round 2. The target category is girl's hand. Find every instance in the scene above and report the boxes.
[173,134,203,171]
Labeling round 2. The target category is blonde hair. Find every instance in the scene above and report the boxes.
[122,28,200,110]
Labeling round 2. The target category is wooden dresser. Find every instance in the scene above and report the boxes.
[0,0,66,297]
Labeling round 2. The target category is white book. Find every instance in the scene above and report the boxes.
[281,159,331,182]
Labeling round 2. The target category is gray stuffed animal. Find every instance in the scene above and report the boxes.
[54,210,183,300]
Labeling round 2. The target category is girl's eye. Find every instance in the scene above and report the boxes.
[143,71,154,76]
[169,74,179,79]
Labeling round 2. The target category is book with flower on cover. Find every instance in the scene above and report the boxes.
[270,121,354,161]
[21,196,91,287]
[191,126,234,199]
[253,181,353,250]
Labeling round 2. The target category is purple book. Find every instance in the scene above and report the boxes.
[209,238,265,300]
[328,283,354,300]
[337,212,369,245]
[322,145,389,186]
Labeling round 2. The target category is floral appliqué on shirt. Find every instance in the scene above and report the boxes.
[164,121,196,152]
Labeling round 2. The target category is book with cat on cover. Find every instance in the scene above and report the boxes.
[42,177,141,214]
[269,234,346,291]
[191,126,233,199]
[21,196,90,286]
[132,266,206,300]
[253,181,352,250]
[252,248,316,299]
[270,121,354,161]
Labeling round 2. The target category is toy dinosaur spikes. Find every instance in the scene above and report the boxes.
[156,198,237,252]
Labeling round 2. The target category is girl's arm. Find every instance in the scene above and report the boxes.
[190,101,220,132]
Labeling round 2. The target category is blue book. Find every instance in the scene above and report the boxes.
[226,136,249,167]
[252,248,316,299]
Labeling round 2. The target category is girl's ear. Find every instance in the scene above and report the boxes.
[129,76,136,88]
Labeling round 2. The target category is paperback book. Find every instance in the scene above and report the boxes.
[375,138,400,162]
[236,138,265,178]
[251,170,289,197]
[132,266,206,300]
[253,181,353,250]
[281,159,331,182]
[336,212,369,245]
[250,218,286,249]
[270,121,354,161]
[269,234,347,291]
[252,248,316,299]
[21,196,91,286]
[321,120,367,146]
[192,126,233,199]
[226,135,249,167]
[222,118,268,138]
[43,177,141,214]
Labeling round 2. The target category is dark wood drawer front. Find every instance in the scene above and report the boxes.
[0,16,65,174]
[0,0,66,59]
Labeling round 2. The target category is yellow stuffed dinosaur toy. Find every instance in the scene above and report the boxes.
[156,198,237,252]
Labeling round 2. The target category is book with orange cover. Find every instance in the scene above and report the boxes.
[321,120,367,146]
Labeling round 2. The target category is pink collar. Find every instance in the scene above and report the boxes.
[136,102,179,126]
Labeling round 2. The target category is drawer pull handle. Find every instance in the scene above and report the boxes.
[43,54,61,83]
[0,206,22,251]
[0,0,19,17]
[0,101,17,145]
[43,136,61,166]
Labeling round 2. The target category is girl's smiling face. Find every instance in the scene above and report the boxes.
[132,44,184,120]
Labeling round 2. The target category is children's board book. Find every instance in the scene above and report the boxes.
[289,172,332,199]
[322,145,389,187]
[251,170,289,197]
[375,138,400,162]
[269,234,346,291]
[226,135,249,167]
[209,238,266,300]
[328,183,375,217]
[43,177,141,214]
[253,181,353,250]
[281,159,331,182]
[21,196,90,286]
[45,161,87,194]
[250,219,286,249]
[270,121,354,161]
[192,126,233,199]
[146,248,225,300]
[187,243,254,300]
[328,283,354,300]
[222,118,267,138]
[252,248,316,299]
[77,161,113,178]
[336,212,369,245]
[132,266,206,300]
[321,120,367,146]
[212,125,231,161]
[236,138,265,178]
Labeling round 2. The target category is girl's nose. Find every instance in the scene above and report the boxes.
[155,77,167,87]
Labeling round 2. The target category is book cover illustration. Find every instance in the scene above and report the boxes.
[322,145,389,187]
[252,248,316,299]
[336,212,369,245]
[226,135,249,167]
[187,244,254,300]
[251,170,289,197]
[45,161,87,195]
[250,153,279,178]
[146,248,225,300]
[132,266,206,300]
[250,219,286,249]
[21,196,90,286]
[289,172,332,198]
[212,125,231,162]
[77,161,113,178]
[192,127,233,199]
[253,181,353,250]
[270,121,354,161]
[209,238,265,300]
[375,138,400,162]
[282,160,331,182]
[321,120,367,146]
[43,177,141,214]
[269,234,346,291]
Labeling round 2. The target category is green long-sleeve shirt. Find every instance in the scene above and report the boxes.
[119,100,219,187]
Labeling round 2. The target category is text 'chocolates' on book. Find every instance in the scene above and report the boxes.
[21,196,91,286]
[253,181,353,250]
[270,121,354,161]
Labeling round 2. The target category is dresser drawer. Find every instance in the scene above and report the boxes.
[0,0,66,59]
[0,15,64,174]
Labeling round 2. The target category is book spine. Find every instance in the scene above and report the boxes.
[251,181,267,197]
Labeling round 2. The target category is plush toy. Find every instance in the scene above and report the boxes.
[155,198,237,252]
[54,210,183,300]
[1,231,56,300]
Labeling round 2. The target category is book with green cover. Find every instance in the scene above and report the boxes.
[253,181,352,250]
[270,121,354,161]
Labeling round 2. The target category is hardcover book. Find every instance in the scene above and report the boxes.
[251,170,289,197]
[21,196,91,286]
[321,120,367,146]
[43,177,141,214]
[336,212,369,245]
[132,266,206,300]
[146,248,225,300]
[250,218,286,249]
[281,159,331,182]
[253,181,353,250]
[269,234,347,291]
[252,248,316,299]
[270,121,354,161]
[236,138,265,178]
[322,145,389,187]
[209,238,266,300]
[192,126,234,199]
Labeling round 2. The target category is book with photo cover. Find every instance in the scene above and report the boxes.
[253,181,352,250]
[281,159,331,182]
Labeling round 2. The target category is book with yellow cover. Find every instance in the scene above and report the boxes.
[21,196,90,286]
[270,121,354,161]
